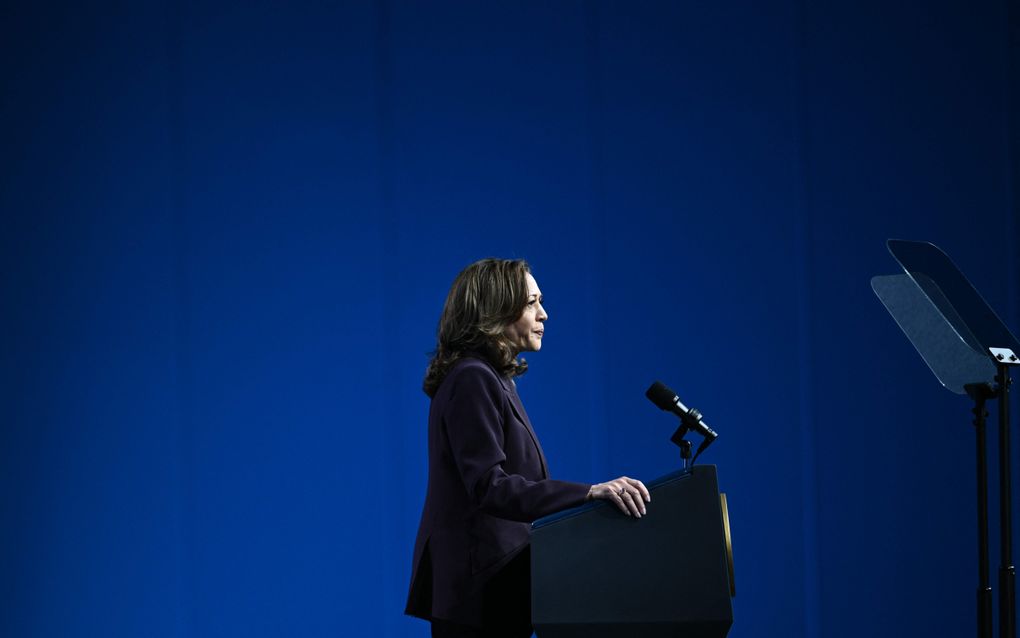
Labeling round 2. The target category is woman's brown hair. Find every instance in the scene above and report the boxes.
[422,258,531,397]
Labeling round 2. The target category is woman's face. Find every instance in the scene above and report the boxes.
[504,272,548,355]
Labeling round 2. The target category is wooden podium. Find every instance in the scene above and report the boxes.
[531,465,734,637]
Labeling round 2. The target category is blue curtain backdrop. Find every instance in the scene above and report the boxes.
[2,1,1018,637]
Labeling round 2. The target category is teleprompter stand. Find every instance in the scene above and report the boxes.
[873,239,1020,638]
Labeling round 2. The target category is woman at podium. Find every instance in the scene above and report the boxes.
[405,258,651,638]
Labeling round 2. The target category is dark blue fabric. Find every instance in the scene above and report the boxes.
[1,2,1018,637]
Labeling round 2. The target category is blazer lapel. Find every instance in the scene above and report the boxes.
[504,381,550,479]
[467,354,550,479]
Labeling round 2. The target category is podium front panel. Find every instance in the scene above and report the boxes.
[531,465,733,638]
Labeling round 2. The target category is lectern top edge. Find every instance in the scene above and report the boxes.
[533,467,698,530]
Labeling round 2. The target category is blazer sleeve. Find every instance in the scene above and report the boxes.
[443,365,591,523]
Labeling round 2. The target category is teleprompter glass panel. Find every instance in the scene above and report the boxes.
[887,240,1020,354]
[872,274,995,394]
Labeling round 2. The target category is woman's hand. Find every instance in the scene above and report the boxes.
[586,476,651,518]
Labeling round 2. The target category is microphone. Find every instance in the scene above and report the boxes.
[645,381,719,443]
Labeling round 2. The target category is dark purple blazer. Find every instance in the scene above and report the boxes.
[404,356,591,627]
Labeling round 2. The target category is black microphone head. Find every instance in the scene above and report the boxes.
[645,381,677,411]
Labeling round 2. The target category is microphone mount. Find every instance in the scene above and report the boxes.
[646,381,719,471]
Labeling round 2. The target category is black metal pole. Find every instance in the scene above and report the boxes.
[973,387,993,638]
[999,362,1016,638]
[679,439,692,473]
